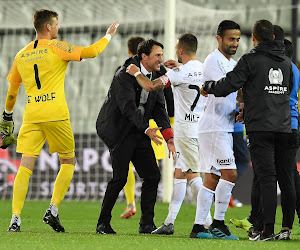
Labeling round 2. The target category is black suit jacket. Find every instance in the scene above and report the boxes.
[115,64,174,118]
[96,55,172,151]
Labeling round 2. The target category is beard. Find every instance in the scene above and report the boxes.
[222,46,238,56]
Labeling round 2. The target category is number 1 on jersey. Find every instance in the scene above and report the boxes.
[34,64,41,89]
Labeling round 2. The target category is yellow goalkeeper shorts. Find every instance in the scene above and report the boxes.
[17,119,75,156]
[149,119,165,160]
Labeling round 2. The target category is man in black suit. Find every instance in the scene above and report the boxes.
[96,39,176,234]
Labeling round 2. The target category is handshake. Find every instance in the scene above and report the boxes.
[0,111,17,149]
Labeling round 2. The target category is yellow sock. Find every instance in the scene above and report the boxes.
[124,162,135,205]
[12,166,33,217]
[50,164,75,208]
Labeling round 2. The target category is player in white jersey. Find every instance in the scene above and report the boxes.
[126,33,212,236]
[193,20,241,240]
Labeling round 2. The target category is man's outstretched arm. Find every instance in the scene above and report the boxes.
[80,21,119,59]
[201,56,250,97]
[126,64,170,92]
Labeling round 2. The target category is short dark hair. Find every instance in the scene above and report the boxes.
[252,20,274,42]
[284,39,294,59]
[137,39,164,60]
[273,25,284,41]
[217,20,240,37]
[33,9,58,33]
[127,36,145,55]
[177,33,198,55]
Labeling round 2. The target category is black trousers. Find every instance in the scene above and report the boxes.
[288,130,300,224]
[295,164,300,223]
[97,131,160,227]
[248,131,296,233]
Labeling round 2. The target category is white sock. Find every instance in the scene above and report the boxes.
[189,176,213,227]
[188,176,202,203]
[214,179,235,221]
[164,178,187,225]
[49,204,58,217]
[194,185,215,225]
[205,210,213,228]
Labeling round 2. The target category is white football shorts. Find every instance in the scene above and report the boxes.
[198,131,236,176]
[174,137,200,173]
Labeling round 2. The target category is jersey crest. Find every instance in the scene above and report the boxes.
[269,68,283,85]
[173,67,180,73]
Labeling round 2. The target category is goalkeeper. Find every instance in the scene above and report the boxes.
[120,37,174,219]
[3,8,119,233]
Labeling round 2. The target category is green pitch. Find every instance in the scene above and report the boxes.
[0,200,299,249]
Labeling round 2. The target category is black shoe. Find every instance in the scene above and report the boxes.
[190,224,215,239]
[43,209,65,232]
[151,223,174,235]
[275,230,291,240]
[8,215,21,232]
[8,223,20,232]
[190,224,206,238]
[249,232,275,241]
[248,226,261,238]
[139,224,157,234]
[96,223,116,234]
[209,221,239,240]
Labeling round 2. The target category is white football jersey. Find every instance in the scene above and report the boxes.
[198,49,237,133]
[165,60,204,138]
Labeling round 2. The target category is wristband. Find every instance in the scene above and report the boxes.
[5,109,13,114]
[104,34,112,42]
[3,111,13,121]
[161,128,174,142]
[134,71,142,77]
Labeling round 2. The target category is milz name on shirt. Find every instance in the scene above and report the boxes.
[185,113,199,122]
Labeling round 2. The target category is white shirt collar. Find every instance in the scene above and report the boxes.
[215,48,233,62]
[140,62,152,78]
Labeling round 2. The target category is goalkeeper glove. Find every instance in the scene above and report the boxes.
[0,111,14,135]
[0,111,17,149]
[0,133,17,149]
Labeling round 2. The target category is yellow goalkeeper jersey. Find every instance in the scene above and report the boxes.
[7,39,84,124]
